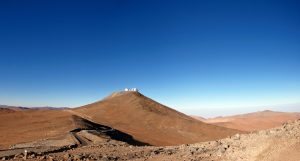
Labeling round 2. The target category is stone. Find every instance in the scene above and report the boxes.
[166,149,175,155]
[152,148,164,155]
[63,154,70,159]
[101,155,109,161]
[30,153,35,158]
[233,134,240,140]
[73,154,83,160]
[220,147,226,153]
[14,153,22,159]
[189,148,199,155]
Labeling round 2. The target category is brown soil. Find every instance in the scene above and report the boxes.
[0,109,75,150]
[2,118,298,161]
[74,91,241,146]
[204,110,300,132]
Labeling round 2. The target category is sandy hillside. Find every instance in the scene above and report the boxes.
[203,110,300,132]
[0,109,138,150]
[0,109,77,149]
[73,91,241,146]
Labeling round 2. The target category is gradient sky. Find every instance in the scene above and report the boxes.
[0,0,300,117]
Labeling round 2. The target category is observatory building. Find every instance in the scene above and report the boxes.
[124,88,138,92]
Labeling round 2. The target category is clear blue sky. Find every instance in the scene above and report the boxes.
[0,0,299,117]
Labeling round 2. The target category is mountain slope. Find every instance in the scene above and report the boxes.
[74,91,241,146]
[190,115,206,121]
[0,108,143,150]
[204,110,300,132]
[0,109,75,149]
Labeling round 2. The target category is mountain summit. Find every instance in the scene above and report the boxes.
[74,91,240,146]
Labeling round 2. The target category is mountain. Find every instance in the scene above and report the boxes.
[190,115,206,121]
[0,105,30,111]
[73,91,241,146]
[203,110,300,132]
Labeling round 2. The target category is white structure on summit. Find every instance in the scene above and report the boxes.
[124,88,139,92]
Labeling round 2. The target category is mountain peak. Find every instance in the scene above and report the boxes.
[104,90,141,100]
[74,92,240,146]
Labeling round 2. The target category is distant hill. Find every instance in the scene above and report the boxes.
[202,110,300,132]
[190,115,206,121]
[0,105,30,111]
[73,91,240,146]
[0,105,68,111]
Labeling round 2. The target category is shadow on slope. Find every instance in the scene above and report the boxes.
[71,115,150,146]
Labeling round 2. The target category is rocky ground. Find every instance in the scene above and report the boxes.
[1,119,299,161]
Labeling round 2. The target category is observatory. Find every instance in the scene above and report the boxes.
[124,88,138,92]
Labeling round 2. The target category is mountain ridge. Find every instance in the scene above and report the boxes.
[202,110,300,132]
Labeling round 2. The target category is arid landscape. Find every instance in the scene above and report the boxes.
[0,91,299,161]
[1,0,299,160]
[192,110,300,132]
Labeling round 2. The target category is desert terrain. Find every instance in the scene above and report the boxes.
[0,91,299,161]
[0,116,299,161]
[202,110,300,132]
